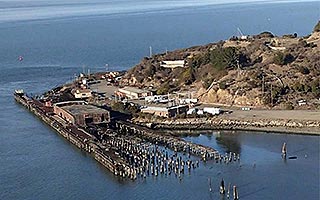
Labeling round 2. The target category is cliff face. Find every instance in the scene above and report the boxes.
[122,22,320,108]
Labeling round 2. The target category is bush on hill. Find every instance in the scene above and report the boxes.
[209,47,238,71]
[273,52,295,65]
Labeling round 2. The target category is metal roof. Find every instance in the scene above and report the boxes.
[119,86,150,94]
[62,104,109,115]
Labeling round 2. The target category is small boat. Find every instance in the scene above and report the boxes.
[18,55,24,61]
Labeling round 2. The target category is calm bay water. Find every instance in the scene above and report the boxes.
[0,1,319,199]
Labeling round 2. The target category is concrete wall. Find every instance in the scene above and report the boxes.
[53,105,75,124]
[118,88,152,99]
[141,109,169,118]
[168,106,188,117]
[54,105,110,126]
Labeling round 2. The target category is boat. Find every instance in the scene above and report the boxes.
[18,55,23,61]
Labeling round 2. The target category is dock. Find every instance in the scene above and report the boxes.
[14,90,239,180]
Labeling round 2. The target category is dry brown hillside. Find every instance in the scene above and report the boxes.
[121,21,320,109]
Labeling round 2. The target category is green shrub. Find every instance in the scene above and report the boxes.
[298,66,310,74]
[219,81,227,90]
[209,47,238,71]
[156,83,170,95]
[202,78,212,89]
[180,67,195,85]
[311,80,320,97]
[284,103,294,110]
[292,82,304,92]
[273,52,294,65]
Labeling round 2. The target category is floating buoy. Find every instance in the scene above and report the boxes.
[18,56,24,62]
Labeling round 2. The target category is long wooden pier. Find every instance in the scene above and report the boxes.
[14,90,239,180]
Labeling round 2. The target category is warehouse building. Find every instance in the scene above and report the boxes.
[53,101,110,126]
[141,105,188,118]
[117,87,152,99]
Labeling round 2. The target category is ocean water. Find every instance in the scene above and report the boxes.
[0,1,319,199]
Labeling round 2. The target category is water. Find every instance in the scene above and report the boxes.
[0,1,319,199]
[184,131,320,199]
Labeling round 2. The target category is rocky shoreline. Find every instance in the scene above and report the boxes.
[133,117,320,135]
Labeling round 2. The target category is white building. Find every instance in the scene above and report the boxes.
[160,60,186,68]
[72,89,92,99]
[117,87,152,99]
[203,107,221,115]
[141,105,188,118]
[297,99,306,106]
[145,95,170,103]
[179,98,198,105]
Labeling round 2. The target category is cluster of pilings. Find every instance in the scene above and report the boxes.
[115,121,240,163]
[103,136,201,180]
[214,178,239,200]
[216,152,240,164]
[116,122,215,157]
[14,91,242,182]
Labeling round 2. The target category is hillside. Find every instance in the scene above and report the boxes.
[121,21,320,109]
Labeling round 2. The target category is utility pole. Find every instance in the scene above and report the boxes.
[237,59,241,79]
[149,46,153,58]
[262,75,265,94]
[270,84,273,107]
[105,64,109,72]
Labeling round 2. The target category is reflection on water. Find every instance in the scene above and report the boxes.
[216,131,241,155]
[183,130,319,200]
[183,131,241,155]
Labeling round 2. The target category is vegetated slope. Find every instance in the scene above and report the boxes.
[122,21,320,109]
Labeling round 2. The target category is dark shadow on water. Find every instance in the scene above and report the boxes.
[216,133,241,154]
[240,186,266,198]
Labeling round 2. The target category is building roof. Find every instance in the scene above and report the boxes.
[72,88,92,94]
[62,104,109,115]
[141,106,168,112]
[162,60,185,64]
[141,105,188,112]
[168,104,188,110]
[119,86,150,94]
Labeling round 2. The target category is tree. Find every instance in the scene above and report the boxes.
[156,82,170,95]
[181,67,195,85]
[219,81,227,90]
[311,80,320,97]
[273,52,295,65]
[145,65,156,77]
[292,82,304,92]
[298,66,310,74]
[209,47,238,71]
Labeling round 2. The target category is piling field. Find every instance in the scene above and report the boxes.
[14,91,240,180]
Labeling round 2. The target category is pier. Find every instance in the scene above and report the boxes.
[14,90,239,180]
